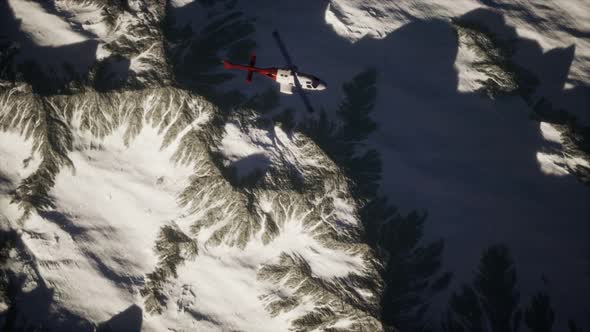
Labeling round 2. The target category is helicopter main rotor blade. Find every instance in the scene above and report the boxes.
[272,30,315,113]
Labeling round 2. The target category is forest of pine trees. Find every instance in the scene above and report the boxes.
[1,2,587,331]
[300,68,450,332]
[443,244,585,332]
[299,68,586,332]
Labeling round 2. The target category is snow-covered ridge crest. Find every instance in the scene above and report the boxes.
[325,0,590,84]
[0,84,382,330]
[325,0,478,42]
[449,17,590,184]
[536,121,590,177]
[0,86,212,219]
[141,109,382,330]
[3,0,170,88]
[7,0,90,47]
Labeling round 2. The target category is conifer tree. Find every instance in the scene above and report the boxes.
[524,292,554,332]
[474,245,521,332]
[300,68,449,332]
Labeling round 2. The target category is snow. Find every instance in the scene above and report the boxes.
[536,151,569,176]
[326,0,590,104]
[129,43,159,74]
[54,0,108,39]
[20,212,133,323]
[154,224,365,330]
[540,122,563,144]
[331,194,358,226]
[219,123,272,177]
[218,121,335,180]
[7,0,90,47]
[27,124,193,325]
[537,122,590,176]
[167,0,211,32]
[1,0,100,77]
[170,0,195,7]
[325,0,479,42]
[0,131,41,187]
[0,113,368,330]
[158,237,362,331]
[228,0,590,329]
[0,123,193,328]
[1,0,588,330]
[328,318,354,329]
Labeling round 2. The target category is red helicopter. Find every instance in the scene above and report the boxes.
[222,30,326,113]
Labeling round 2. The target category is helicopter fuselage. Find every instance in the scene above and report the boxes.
[222,60,327,95]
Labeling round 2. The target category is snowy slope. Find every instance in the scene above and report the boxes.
[8,0,90,47]
[322,0,590,328]
[0,0,169,88]
[0,84,380,331]
[223,0,590,330]
[1,0,589,331]
[326,0,590,88]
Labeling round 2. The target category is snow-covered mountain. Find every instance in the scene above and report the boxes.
[0,86,381,331]
[0,1,383,331]
[1,0,589,331]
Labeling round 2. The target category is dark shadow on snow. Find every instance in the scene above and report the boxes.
[363,8,589,331]
[229,152,271,179]
[0,174,11,188]
[164,0,257,110]
[0,229,94,332]
[1,227,144,332]
[93,54,131,92]
[210,150,271,189]
[239,0,588,329]
[0,0,587,330]
[97,304,143,332]
[38,210,86,236]
[456,9,590,184]
[38,210,143,289]
[0,1,130,94]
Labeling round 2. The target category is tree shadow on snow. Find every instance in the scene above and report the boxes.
[355,8,589,330]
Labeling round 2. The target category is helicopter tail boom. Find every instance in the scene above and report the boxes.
[222,60,277,80]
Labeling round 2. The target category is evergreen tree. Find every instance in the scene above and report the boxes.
[141,223,197,314]
[442,245,583,332]
[568,320,585,332]
[442,245,521,332]
[474,245,521,332]
[379,211,450,331]
[441,285,484,332]
[524,292,554,332]
[300,68,449,332]
[336,68,378,143]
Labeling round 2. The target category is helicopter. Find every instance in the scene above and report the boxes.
[222,30,326,113]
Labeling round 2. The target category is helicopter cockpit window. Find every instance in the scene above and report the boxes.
[311,78,320,88]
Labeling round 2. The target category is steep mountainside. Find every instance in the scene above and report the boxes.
[0,0,589,331]
[0,1,384,331]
